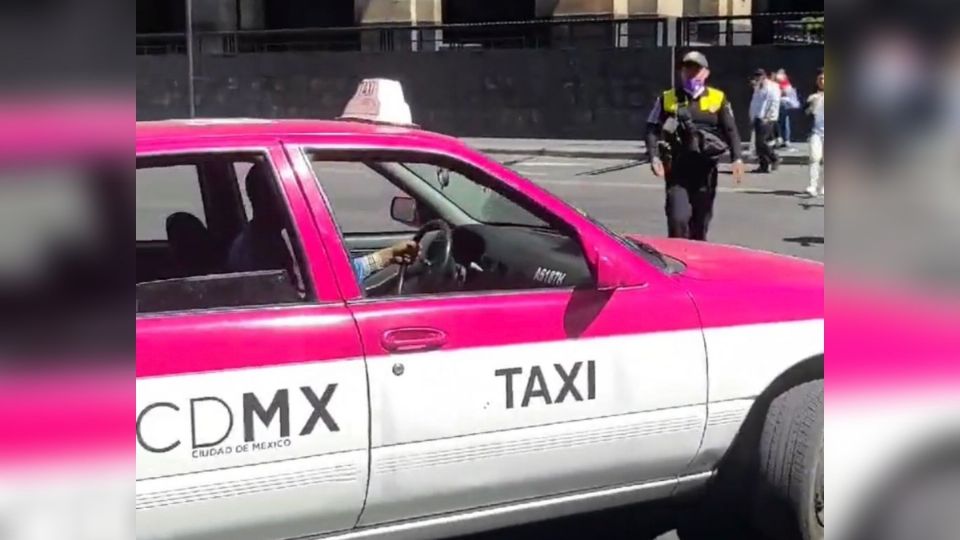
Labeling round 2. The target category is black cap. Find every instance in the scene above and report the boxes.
[753,68,767,78]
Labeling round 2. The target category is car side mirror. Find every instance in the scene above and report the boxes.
[590,248,628,291]
[390,196,419,226]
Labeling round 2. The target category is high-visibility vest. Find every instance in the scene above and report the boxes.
[662,87,726,115]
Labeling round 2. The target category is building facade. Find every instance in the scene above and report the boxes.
[138,0,760,35]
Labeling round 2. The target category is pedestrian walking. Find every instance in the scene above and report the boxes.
[775,68,801,148]
[749,68,782,173]
[645,51,744,241]
[806,68,825,197]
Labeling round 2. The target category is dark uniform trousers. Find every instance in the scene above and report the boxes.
[664,152,718,241]
[753,118,779,170]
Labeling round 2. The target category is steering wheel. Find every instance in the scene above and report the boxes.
[399,219,454,295]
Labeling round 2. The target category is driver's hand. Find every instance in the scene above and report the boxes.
[389,240,419,265]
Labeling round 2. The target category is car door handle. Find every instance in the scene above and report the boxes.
[381,328,447,353]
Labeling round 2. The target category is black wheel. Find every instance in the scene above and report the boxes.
[755,379,824,540]
[678,379,823,540]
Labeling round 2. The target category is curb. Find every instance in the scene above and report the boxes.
[476,147,641,160]
[476,145,810,165]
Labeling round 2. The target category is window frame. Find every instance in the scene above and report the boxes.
[297,146,596,304]
[135,147,323,318]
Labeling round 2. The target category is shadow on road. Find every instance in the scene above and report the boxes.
[451,502,678,540]
[799,199,824,210]
[738,189,806,197]
[783,235,824,246]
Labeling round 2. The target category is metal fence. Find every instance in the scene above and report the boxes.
[678,14,824,47]
[136,12,823,56]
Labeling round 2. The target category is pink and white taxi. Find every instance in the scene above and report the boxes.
[136,81,824,540]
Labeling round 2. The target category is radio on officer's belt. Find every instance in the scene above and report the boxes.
[661,105,696,153]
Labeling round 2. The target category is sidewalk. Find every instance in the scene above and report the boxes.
[464,137,810,165]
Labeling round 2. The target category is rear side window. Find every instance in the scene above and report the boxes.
[135,152,313,314]
[136,164,204,241]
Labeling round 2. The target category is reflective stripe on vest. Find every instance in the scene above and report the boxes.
[662,87,725,114]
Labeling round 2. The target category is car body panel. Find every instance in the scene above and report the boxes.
[632,236,824,399]
[629,236,824,474]
[350,287,707,524]
[136,358,369,540]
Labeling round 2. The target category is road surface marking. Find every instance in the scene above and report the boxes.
[536,180,791,194]
[519,161,585,167]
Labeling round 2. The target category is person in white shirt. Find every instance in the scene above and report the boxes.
[749,69,782,173]
[806,68,825,197]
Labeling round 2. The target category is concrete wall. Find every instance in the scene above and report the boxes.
[137,45,823,140]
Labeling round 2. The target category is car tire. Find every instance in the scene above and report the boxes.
[677,379,823,540]
[754,379,824,540]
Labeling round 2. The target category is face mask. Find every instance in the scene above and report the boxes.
[683,77,705,96]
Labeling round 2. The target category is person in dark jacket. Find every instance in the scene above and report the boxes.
[645,51,744,241]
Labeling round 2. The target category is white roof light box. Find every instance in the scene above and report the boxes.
[338,78,417,127]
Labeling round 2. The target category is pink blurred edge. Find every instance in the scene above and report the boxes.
[828,274,960,397]
[0,366,131,468]
[0,96,133,157]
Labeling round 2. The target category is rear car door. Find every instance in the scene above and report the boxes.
[290,140,708,525]
[135,140,369,540]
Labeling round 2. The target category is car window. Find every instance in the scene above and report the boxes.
[312,161,416,234]
[136,152,312,314]
[405,163,547,228]
[233,161,254,219]
[305,149,593,300]
[135,164,204,241]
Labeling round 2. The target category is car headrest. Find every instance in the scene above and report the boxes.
[165,212,208,244]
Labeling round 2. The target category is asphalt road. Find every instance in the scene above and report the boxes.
[452,499,683,540]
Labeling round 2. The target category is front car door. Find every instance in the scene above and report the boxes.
[135,137,369,540]
[287,137,708,525]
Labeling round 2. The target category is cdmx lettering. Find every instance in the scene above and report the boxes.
[136,385,338,456]
[495,361,596,409]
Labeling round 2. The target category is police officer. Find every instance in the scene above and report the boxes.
[646,51,744,241]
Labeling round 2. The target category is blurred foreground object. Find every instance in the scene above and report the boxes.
[0,100,131,540]
[829,4,960,540]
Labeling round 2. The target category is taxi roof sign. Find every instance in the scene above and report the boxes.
[338,78,417,127]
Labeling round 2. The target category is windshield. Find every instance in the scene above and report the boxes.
[403,163,548,228]
[577,209,669,271]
